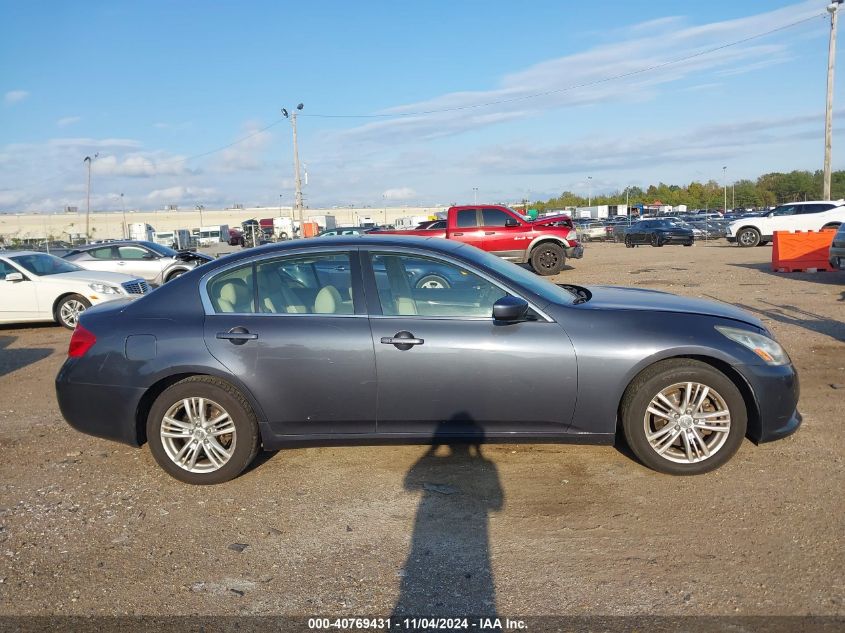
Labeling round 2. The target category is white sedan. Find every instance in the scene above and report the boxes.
[0,251,150,329]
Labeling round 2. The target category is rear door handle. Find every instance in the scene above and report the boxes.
[216,327,258,345]
[484,231,495,235]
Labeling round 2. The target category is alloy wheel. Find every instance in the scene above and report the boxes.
[160,397,237,473]
[60,300,87,328]
[643,382,731,464]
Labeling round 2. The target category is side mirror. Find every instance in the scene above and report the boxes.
[504,218,519,227]
[492,295,529,322]
[142,252,157,260]
[5,272,24,282]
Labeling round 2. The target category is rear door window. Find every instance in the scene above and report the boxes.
[256,253,355,315]
[456,209,479,228]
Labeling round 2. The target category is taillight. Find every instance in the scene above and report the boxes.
[68,325,96,358]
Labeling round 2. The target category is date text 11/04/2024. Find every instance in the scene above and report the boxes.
[307,617,527,630]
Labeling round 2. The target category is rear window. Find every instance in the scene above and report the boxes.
[456,209,478,228]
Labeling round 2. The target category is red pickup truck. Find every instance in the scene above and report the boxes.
[375,205,583,275]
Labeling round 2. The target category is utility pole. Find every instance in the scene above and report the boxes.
[83,154,97,241]
[196,204,205,228]
[473,187,478,205]
[722,166,727,212]
[588,176,593,206]
[282,104,305,231]
[824,1,842,199]
[120,193,126,239]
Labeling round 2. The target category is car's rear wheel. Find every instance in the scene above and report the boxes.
[650,233,662,247]
[624,235,633,248]
[737,227,760,247]
[620,359,747,475]
[530,243,565,275]
[147,376,260,484]
[416,274,450,289]
[55,294,91,329]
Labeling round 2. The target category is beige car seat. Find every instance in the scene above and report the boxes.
[215,279,252,313]
[257,269,307,314]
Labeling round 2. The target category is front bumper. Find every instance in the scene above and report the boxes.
[726,235,737,243]
[565,244,585,259]
[737,362,801,444]
[659,234,694,244]
[829,245,845,270]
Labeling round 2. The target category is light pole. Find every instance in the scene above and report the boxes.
[824,1,843,199]
[196,204,205,228]
[588,176,593,206]
[120,193,126,239]
[382,194,387,226]
[473,187,478,205]
[282,104,305,226]
[722,166,727,212]
[83,153,98,241]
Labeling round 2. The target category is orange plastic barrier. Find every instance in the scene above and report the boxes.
[772,229,837,272]
[300,221,319,238]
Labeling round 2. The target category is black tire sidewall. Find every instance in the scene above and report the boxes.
[531,244,565,275]
[146,378,259,484]
[738,228,760,247]
[621,362,747,475]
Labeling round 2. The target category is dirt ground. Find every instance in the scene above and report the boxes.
[0,240,843,618]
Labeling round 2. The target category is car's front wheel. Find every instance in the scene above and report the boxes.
[737,227,761,247]
[165,269,186,282]
[530,243,565,275]
[55,294,91,329]
[650,233,662,247]
[620,359,747,475]
[147,376,260,484]
[624,235,633,248]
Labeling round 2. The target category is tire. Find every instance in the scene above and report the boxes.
[620,359,747,475]
[683,241,693,247]
[146,376,260,484]
[737,227,760,247]
[55,294,91,330]
[415,274,451,289]
[165,269,186,282]
[650,233,662,247]
[822,223,841,232]
[624,235,633,248]
[530,243,565,276]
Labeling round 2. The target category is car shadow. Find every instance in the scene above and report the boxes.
[729,261,845,287]
[730,299,845,343]
[391,416,503,619]
[0,335,53,378]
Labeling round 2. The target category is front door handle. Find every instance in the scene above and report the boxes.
[453,232,464,236]
[381,331,424,351]
[216,327,258,345]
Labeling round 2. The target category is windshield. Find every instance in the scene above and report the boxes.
[11,253,84,276]
[143,241,178,256]
[456,244,578,305]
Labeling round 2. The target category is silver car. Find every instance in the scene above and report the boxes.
[64,240,213,286]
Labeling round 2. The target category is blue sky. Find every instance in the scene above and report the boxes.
[0,0,841,211]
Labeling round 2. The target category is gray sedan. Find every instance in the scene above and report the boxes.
[56,236,800,484]
[64,240,212,286]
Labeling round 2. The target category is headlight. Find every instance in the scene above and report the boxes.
[715,325,789,365]
[88,282,120,295]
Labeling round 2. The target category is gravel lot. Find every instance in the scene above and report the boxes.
[0,241,843,618]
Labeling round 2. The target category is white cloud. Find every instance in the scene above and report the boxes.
[93,153,193,178]
[146,186,217,204]
[56,116,81,127]
[216,121,275,172]
[382,187,417,201]
[4,90,29,105]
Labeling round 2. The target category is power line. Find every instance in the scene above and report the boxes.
[302,13,825,119]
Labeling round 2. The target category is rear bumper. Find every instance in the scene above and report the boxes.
[56,363,144,446]
[829,245,845,269]
[565,245,584,259]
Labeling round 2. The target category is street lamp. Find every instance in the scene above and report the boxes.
[120,193,126,239]
[588,176,593,206]
[281,103,305,225]
[83,153,98,241]
[722,166,727,212]
[196,204,205,228]
[473,187,479,205]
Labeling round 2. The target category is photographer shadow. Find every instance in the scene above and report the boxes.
[392,416,503,620]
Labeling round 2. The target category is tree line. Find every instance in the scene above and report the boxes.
[529,170,845,211]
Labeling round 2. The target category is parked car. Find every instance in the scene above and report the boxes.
[1,251,149,329]
[829,223,845,270]
[64,240,213,285]
[228,229,245,247]
[56,235,800,483]
[577,222,610,242]
[726,200,845,247]
[624,219,695,247]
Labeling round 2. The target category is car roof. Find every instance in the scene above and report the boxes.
[72,240,154,250]
[0,250,42,257]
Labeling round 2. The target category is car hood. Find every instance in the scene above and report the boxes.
[579,285,763,327]
[46,271,140,285]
